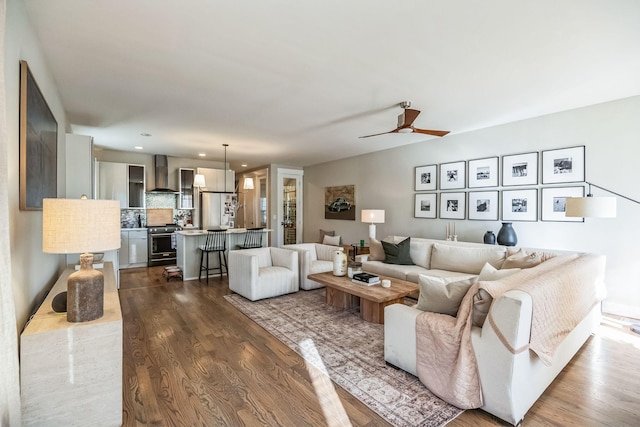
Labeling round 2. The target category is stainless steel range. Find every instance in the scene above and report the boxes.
[148,224,181,267]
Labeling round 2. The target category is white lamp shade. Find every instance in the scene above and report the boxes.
[361,209,385,224]
[243,177,255,190]
[565,196,617,218]
[43,198,121,254]
[193,174,206,188]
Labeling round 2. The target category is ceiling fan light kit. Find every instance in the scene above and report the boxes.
[359,101,450,139]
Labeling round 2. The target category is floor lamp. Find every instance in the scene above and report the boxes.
[565,181,639,334]
[361,209,385,240]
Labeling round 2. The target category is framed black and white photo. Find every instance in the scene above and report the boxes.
[440,192,466,220]
[468,157,498,188]
[502,152,538,186]
[541,146,585,184]
[502,188,538,221]
[468,191,498,220]
[541,186,584,222]
[414,164,437,191]
[414,193,437,218]
[439,161,466,190]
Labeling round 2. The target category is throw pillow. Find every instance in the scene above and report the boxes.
[472,289,493,327]
[318,229,335,243]
[472,263,522,327]
[322,234,341,246]
[502,249,543,269]
[382,237,413,265]
[368,237,386,261]
[416,275,477,316]
[478,262,521,280]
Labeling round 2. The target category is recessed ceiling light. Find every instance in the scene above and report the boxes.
[241,164,248,167]
[198,153,206,157]
[140,132,152,137]
[134,146,143,150]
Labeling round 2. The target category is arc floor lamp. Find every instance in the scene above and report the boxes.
[566,181,640,334]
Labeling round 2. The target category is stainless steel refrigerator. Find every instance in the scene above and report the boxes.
[200,191,236,229]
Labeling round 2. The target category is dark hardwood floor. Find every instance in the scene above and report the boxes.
[120,267,640,426]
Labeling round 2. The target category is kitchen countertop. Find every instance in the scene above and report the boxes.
[120,227,147,231]
[177,228,272,236]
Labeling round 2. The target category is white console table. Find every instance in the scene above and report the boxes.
[20,262,122,426]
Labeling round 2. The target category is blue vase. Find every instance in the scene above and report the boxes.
[483,231,496,245]
[497,222,517,246]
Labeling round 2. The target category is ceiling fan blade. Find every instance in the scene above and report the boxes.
[358,129,395,138]
[412,128,450,137]
[402,109,421,127]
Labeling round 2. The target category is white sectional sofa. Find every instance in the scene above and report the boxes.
[362,236,605,426]
[282,243,344,290]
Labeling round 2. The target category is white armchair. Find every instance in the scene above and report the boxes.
[282,243,343,290]
[228,247,299,301]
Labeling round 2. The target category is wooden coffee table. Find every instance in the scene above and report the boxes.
[307,272,419,324]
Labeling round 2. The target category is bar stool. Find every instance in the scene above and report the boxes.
[199,230,227,283]
[236,227,264,249]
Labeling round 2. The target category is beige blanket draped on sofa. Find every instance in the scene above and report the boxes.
[416,254,605,409]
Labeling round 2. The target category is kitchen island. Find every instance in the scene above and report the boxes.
[176,228,271,280]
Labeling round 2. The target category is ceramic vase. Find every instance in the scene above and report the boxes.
[332,250,347,276]
[497,222,517,246]
[483,231,496,245]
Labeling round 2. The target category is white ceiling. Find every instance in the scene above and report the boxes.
[22,0,640,171]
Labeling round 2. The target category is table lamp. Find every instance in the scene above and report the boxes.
[42,197,121,322]
[361,209,385,239]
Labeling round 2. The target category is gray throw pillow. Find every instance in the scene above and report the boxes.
[382,237,413,265]
[417,275,477,316]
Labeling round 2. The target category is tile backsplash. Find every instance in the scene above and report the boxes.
[120,193,193,228]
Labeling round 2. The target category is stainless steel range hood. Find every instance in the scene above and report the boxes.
[147,155,179,193]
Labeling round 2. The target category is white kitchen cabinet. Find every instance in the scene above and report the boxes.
[99,162,128,208]
[119,231,129,266]
[98,162,145,208]
[196,167,235,192]
[120,229,148,269]
[65,133,94,199]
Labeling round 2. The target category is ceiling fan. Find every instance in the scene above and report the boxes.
[359,101,450,138]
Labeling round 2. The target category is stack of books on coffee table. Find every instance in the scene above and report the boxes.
[352,272,380,286]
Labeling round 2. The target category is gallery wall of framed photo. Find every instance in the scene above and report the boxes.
[413,145,586,223]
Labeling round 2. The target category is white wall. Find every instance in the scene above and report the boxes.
[95,148,226,191]
[5,0,68,328]
[304,96,640,318]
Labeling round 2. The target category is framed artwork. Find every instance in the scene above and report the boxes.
[541,146,585,184]
[502,152,538,186]
[440,192,466,220]
[439,161,466,190]
[415,164,437,191]
[541,186,585,222]
[468,191,499,220]
[502,188,538,222]
[19,60,58,210]
[324,185,356,220]
[468,157,498,188]
[414,193,437,218]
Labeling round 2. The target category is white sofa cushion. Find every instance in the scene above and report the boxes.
[430,243,506,274]
[322,234,341,245]
[416,274,477,316]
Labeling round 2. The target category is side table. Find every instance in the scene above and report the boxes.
[350,243,370,261]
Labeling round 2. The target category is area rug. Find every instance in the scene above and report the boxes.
[224,289,463,426]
